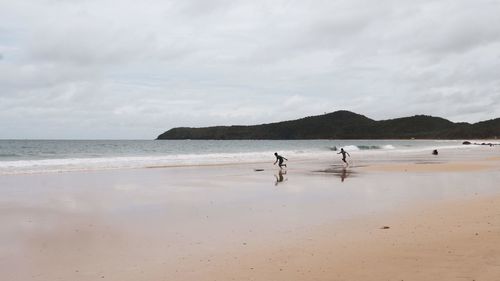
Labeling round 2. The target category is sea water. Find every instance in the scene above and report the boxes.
[0,139,473,174]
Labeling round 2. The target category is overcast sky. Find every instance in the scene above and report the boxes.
[1,0,499,139]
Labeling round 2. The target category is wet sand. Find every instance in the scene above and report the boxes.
[361,161,492,172]
[207,195,500,281]
[1,146,500,280]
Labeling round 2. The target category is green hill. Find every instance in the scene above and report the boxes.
[156,111,499,140]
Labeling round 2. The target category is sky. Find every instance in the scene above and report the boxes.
[1,0,499,139]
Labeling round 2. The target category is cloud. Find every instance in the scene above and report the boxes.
[0,0,499,139]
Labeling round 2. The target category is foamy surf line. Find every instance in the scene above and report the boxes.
[0,150,327,175]
[0,144,475,175]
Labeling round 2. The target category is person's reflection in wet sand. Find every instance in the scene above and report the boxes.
[274,169,287,186]
[314,165,355,182]
[340,167,348,182]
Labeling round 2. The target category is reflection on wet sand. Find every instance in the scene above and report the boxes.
[314,165,357,182]
[340,168,348,182]
[274,169,287,186]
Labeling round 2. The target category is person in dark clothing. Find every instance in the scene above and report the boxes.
[274,152,287,168]
[338,148,350,165]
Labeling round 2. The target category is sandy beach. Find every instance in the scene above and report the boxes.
[1,146,500,281]
[3,0,500,279]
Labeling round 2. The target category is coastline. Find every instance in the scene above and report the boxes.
[0,139,483,175]
[1,146,499,280]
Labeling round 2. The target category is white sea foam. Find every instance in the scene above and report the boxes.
[0,140,474,175]
[0,150,324,175]
[337,144,395,151]
[341,145,360,151]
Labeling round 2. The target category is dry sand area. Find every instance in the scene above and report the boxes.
[1,146,500,281]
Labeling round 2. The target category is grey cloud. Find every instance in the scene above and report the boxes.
[1,0,499,139]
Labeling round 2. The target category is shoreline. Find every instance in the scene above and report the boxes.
[0,144,494,176]
[1,139,493,175]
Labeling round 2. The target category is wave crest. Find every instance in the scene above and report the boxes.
[337,144,395,151]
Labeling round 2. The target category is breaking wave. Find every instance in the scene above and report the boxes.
[329,144,395,151]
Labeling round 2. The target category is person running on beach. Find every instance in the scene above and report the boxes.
[338,148,350,165]
[274,152,288,168]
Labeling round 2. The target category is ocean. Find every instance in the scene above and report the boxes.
[0,139,474,175]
